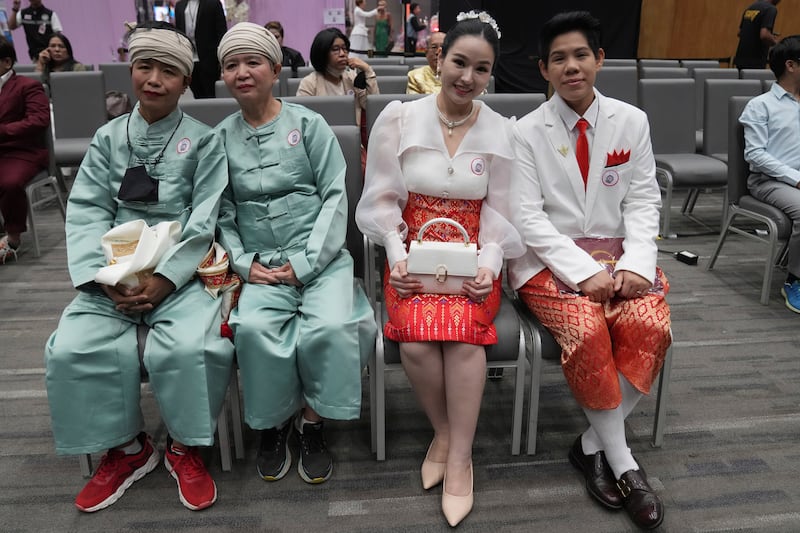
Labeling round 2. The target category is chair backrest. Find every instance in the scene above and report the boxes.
[17,71,44,84]
[639,59,681,68]
[477,93,546,120]
[365,93,424,137]
[739,68,775,81]
[402,56,428,66]
[680,59,720,72]
[296,65,315,78]
[14,63,36,72]
[98,62,136,105]
[602,58,637,67]
[376,75,410,94]
[371,64,410,77]
[692,67,739,129]
[639,66,689,79]
[277,67,292,95]
[283,95,357,126]
[762,79,774,92]
[330,124,365,279]
[364,56,405,65]
[179,98,240,127]
[286,76,302,96]
[49,71,107,139]
[702,79,761,157]
[595,66,638,106]
[638,78,695,153]
[486,75,495,94]
[728,96,754,204]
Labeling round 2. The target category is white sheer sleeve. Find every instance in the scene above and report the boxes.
[356,100,409,268]
[478,120,525,277]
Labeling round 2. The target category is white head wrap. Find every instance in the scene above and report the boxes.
[217,22,283,66]
[128,27,194,77]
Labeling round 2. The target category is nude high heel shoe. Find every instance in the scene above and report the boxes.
[421,441,446,490]
[441,463,473,527]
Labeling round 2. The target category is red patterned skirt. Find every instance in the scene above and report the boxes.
[383,193,501,345]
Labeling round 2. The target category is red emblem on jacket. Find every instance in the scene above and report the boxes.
[605,149,631,167]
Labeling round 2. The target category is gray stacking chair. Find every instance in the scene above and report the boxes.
[639,66,689,79]
[284,95,357,126]
[49,71,108,169]
[286,76,302,96]
[692,67,738,144]
[638,78,728,238]
[371,64,410,77]
[762,79,774,92]
[26,120,66,258]
[179,98,240,127]
[639,59,680,68]
[595,66,638,106]
[402,56,428,67]
[517,306,674,453]
[680,59,720,73]
[79,324,244,476]
[296,65,315,79]
[706,96,791,305]
[477,92,546,120]
[366,248,529,459]
[365,93,424,137]
[701,79,762,162]
[602,58,637,67]
[376,75,410,94]
[739,68,775,81]
[98,62,136,105]
[365,56,405,65]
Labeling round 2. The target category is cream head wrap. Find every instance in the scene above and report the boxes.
[217,22,283,66]
[128,26,194,77]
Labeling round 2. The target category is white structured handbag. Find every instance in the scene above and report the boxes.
[406,217,478,295]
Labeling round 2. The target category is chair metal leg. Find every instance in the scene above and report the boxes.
[217,390,232,472]
[369,349,378,454]
[229,366,245,460]
[657,168,676,239]
[651,340,673,448]
[510,327,526,455]
[375,321,387,461]
[80,454,93,478]
[525,324,544,455]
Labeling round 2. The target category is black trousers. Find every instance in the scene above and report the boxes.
[189,60,220,99]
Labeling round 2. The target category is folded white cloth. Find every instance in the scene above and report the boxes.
[94,219,182,289]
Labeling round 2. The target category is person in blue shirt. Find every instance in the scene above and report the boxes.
[740,34,800,313]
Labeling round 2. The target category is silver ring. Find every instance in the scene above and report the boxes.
[635,290,643,295]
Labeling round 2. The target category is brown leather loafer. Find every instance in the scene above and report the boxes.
[617,469,664,529]
[568,436,623,509]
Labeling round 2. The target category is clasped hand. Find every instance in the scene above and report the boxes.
[102,274,176,314]
[248,261,302,287]
[389,260,494,302]
[577,269,651,303]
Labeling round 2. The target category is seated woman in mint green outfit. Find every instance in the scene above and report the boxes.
[44,23,233,513]
[214,23,376,485]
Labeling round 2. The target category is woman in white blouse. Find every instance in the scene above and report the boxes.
[356,13,522,527]
[349,0,378,59]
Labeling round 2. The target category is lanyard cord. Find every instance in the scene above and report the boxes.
[125,110,185,167]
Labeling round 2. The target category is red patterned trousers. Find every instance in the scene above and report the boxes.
[519,269,671,410]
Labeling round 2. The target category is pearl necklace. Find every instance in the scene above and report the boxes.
[435,100,475,136]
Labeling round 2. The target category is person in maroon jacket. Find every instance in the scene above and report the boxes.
[0,35,50,263]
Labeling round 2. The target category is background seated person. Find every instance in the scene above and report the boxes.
[265,20,305,76]
[407,30,445,94]
[0,35,50,262]
[740,35,800,313]
[34,33,87,73]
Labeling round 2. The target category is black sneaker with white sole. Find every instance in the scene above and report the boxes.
[296,421,332,484]
[256,423,292,481]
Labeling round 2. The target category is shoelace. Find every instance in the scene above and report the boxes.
[299,426,326,455]
[259,427,287,455]
[93,449,127,482]
[169,448,206,482]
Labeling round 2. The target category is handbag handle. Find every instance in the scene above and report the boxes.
[416,217,471,245]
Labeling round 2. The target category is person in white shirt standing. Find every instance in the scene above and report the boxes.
[7,0,62,61]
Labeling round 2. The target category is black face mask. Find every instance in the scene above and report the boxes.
[118,165,159,202]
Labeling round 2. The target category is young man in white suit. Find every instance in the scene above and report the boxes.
[508,11,671,530]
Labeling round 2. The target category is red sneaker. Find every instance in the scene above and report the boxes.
[164,443,217,510]
[75,432,159,513]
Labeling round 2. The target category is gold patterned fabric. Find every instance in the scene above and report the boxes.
[406,65,441,95]
[519,268,672,409]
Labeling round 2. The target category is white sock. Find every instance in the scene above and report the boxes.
[582,372,644,455]
[582,405,639,478]
[117,438,142,455]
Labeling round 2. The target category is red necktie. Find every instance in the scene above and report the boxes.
[576,118,589,188]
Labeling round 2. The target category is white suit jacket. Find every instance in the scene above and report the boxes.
[507,90,661,291]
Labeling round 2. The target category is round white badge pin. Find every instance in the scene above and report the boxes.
[176,137,191,154]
